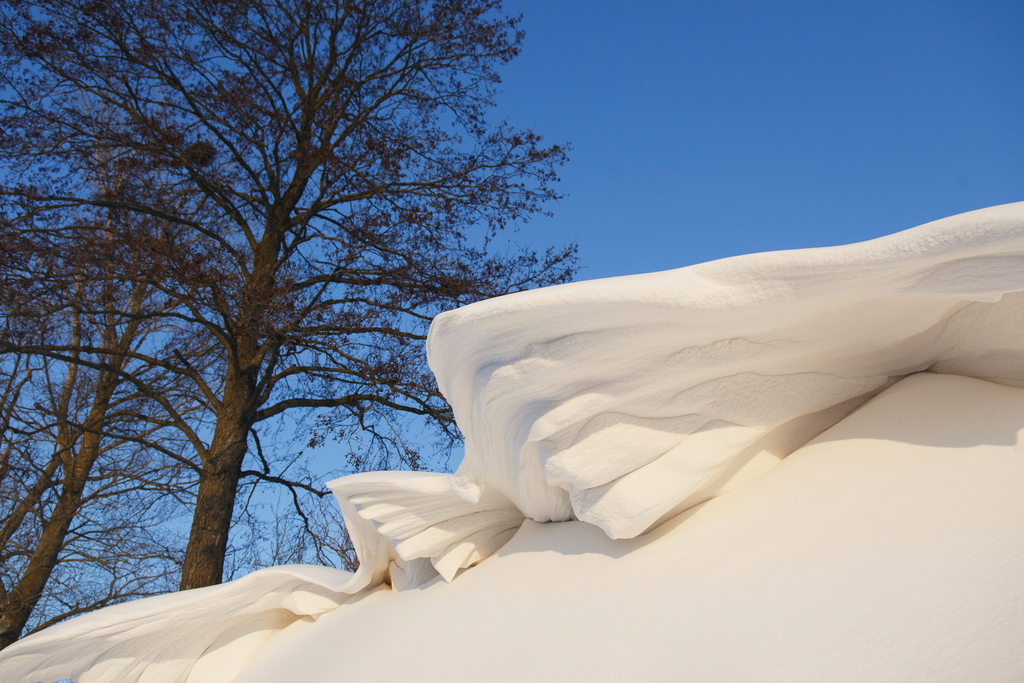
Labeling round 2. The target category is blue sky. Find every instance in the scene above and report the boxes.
[494,0,1024,280]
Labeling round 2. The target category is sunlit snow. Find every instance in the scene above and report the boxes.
[3,203,1024,682]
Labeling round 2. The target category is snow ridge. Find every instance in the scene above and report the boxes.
[330,202,1024,585]
[6,202,1024,682]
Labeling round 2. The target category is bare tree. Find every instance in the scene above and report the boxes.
[0,0,576,591]
[0,274,195,648]
[0,140,215,647]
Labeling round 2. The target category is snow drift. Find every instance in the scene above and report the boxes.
[3,202,1024,683]
[337,201,1024,581]
[237,372,1024,682]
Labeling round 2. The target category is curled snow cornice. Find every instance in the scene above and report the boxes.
[331,203,1024,589]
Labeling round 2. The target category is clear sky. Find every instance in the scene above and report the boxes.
[494,0,1024,280]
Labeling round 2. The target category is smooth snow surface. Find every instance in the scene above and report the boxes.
[3,203,1024,682]
[0,565,357,683]
[237,373,1024,683]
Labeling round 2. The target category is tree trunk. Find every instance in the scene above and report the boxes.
[178,231,281,590]
[0,376,115,648]
[178,419,250,590]
[0,490,82,648]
